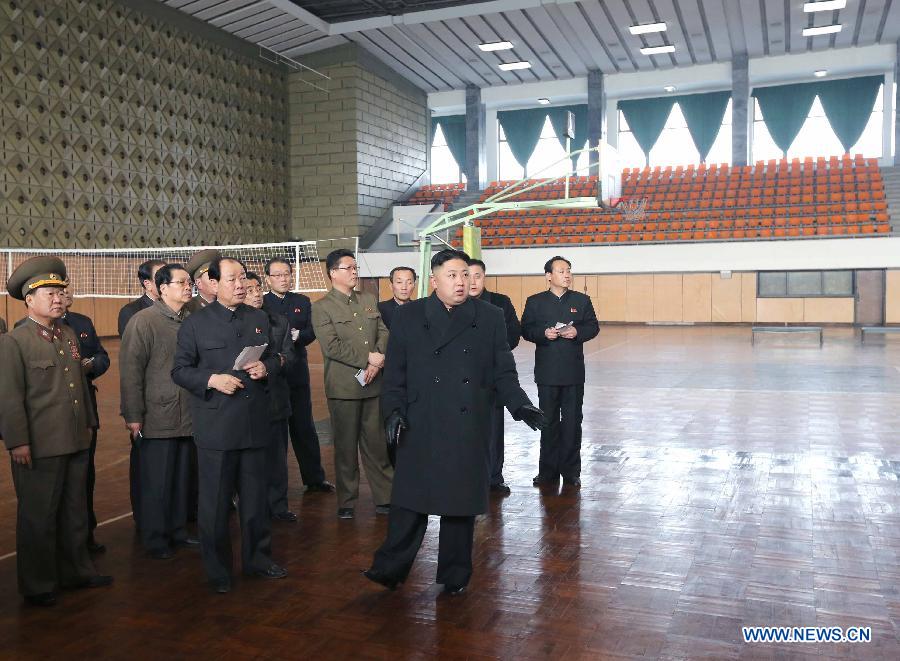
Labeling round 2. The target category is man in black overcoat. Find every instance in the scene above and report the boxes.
[521,256,599,488]
[171,257,287,593]
[364,249,546,595]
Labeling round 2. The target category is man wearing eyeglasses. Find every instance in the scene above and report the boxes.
[262,257,334,495]
[311,249,393,520]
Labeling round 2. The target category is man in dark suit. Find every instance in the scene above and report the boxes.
[263,257,333,494]
[62,290,110,553]
[467,258,521,495]
[118,258,166,528]
[363,249,546,595]
[245,271,297,522]
[378,266,417,330]
[521,256,599,488]
[117,259,166,337]
[172,257,287,593]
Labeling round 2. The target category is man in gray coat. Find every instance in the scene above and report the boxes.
[364,249,546,595]
[120,264,198,559]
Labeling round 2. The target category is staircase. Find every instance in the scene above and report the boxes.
[883,165,900,233]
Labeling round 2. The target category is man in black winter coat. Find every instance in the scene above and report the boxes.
[467,258,521,495]
[521,256,599,488]
[364,249,546,595]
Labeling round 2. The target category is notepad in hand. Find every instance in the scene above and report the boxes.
[233,343,268,370]
[554,321,573,330]
[355,368,368,386]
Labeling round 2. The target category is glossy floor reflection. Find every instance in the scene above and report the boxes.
[2,326,900,659]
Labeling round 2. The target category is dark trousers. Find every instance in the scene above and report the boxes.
[287,383,326,486]
[197,446,272,582]
[129,436,140,527]
[139,437,191,553]
[371,505,475,588]
[266,419,290,515]
[537,384,585,481]
[489,405,505,486]
[188,445,199,522]
[86,428,98,537]
[11,450,97,596]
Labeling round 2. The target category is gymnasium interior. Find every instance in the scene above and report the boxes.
[2,0,900,657]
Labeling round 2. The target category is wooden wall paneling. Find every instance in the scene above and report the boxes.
[492,276,523,315]
[756,298,804,323]
[597,275,626,321]
[803,298,854,323]
[886,270,900,324]
[652,274,683,322]
[625,274,653,322]
[682,273,712,322]
[741,272,758,323]
[711,273,743,322]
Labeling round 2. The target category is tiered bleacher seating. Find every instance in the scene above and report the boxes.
[465,154,890,247]
[406,182,466,207]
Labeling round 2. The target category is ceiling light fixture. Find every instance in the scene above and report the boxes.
[629,22,667,35]
[537,97,551,105]
[640,44,676,55]
[664,85,676,92]
[803,0,846,12]
[478,41,514,52]
[802,24,842,36]
[813,69,828,77]
[499,61,532,71]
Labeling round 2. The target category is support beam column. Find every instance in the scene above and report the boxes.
[587,69,604,177]
[731,53,750,167]
[465,84,486,191]
[892,41,899,165]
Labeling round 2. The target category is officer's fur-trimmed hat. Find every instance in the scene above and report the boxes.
[185,249,221,280]
[7,256,68,301]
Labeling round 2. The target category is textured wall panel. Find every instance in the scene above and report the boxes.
[0,0,288,249]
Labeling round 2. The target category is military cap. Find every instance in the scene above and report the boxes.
[7,256,68,301]
[185,249,221,280]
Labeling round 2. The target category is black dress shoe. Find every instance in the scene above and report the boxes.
[490,482,512,495]
[532,474,559,486]
[374,504,390,516]
[87,539,106,554]
[272,510,298,522]
[173,537,201,548]
[24,592,57,607]
[210,579,231,594]
[362,569,398,590]
[69,575,114,589]
[246,564,287,579]
[337,508,354,519]
[443,584,467,595]
[562,477,581,487]
[306,481,336,493]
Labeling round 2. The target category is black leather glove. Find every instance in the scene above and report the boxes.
[384,409,408,467]
[513,405,548,431]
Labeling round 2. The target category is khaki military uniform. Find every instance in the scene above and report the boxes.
[312,289,393,511]
[0,319,99,596]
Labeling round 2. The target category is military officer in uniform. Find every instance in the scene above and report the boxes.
[0,257,113,607]
[364,249,546,595]
[172,257,287,593]
[245,272,297,522]
[183,249,220,314]
[263,257,334,494]
[62,289,110,553]
[312,249,393,519]
[378,266,417,330]
[521,256,599,488]
[118,258,166,527]
[467,258,521,495]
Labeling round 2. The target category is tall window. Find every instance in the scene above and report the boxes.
[617,100,732,170]
[430,124,465,185]
[752,86,883,161]
[498,117,590,181]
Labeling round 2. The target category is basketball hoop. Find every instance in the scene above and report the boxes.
[618,197,648,223]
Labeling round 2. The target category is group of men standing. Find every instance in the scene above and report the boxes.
[0,245,598,603]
